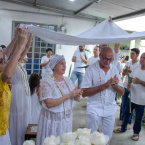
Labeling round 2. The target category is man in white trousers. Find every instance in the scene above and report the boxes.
[82,47,124,145]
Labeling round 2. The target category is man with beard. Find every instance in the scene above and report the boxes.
[70,45,89,87]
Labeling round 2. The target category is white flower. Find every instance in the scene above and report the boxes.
[23,140,35,145]
[90,132,109,145]
[77,128,91,137]
[43,137,56,145]
[79,135,91,145]
[43,135,60,145]
[67,139,80,145]
[62,132,77,143]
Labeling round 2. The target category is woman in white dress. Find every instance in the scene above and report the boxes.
[36,55,83,145]
[9,33,33,145]
[29,73,42,124]
[0,25,29,145]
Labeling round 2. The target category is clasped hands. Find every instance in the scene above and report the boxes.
[69,86,83,102]
[106,74,119,88]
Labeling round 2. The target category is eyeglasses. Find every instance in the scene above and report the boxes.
[101,55,113,62]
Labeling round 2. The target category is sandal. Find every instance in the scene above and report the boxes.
[131,134,139,141]
[113,128,124,133]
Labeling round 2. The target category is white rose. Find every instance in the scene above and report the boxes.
[99,133,109,145]
[50,135,60,145]
[77,128,91,137]
[23,140,35,145]
[62,132,77,143]
[79,135,91,145]
[43,137,56,145]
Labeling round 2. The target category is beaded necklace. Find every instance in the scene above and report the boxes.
[98,68,113,98]
[51,75,73,121]
[17,63,30,96]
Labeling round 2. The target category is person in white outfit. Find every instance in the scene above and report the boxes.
[9,33,33,145]
[87,46,100,66]
[36,55,83,145]
[41,48,53,78]
[82,47,124,145]
[29,73,42,124]
[0,25,29,145]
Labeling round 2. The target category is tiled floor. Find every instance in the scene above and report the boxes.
[72,97,145,145]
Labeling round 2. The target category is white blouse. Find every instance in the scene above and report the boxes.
[40,76,75,113]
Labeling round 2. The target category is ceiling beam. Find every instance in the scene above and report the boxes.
[74,0,100,15]
[0,0,104,21]
[113,9,145,20]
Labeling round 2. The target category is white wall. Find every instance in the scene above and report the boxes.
[0,1,96,76]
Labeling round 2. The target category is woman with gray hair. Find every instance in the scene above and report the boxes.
[36,55,83,145]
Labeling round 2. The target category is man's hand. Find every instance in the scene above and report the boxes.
[80,54,84,60]
[72,56,77,62]
[112,74,119,86]
[133,77,141,84]
[127,84,131,92]
[126,66,132,73]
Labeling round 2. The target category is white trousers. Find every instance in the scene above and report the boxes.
[0,129,11,145]
[41,70,52,78]
[87,112,116,145]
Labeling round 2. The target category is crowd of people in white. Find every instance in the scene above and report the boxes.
[0,24,145,145]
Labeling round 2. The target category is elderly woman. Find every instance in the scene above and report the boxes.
[0,26,28,145]
[36,55,83,145]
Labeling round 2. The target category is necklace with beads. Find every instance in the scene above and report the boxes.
[51,75,73,121]
[17,63,30,96]
[98,67,113,98]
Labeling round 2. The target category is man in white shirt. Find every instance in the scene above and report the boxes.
[82,47,124,145]
[41,48,53,78]
[117,48,140,129]
[114,53,145,141]
[87,46,100,66]
[70,45,89,87]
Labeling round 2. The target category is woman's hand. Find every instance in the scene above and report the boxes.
[69,87,83,99]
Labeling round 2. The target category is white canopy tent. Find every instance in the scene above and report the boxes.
[21,18,145,45]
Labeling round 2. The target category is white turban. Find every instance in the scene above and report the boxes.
[49,55,65,70]
[0,47,2,50]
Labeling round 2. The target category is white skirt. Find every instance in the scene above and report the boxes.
[9,84,31,145]
[36,108,72,145]
[0,129,11,145]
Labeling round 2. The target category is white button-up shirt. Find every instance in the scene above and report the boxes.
[130,66,145,106]
[82,61,124,117]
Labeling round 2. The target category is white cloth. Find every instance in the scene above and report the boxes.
[49,55,65,70]
[41,56,52,78]
[123,60,140,88]
[72,50,89,73]
[0,130,11,145]
[36,76,75,145]
[31,89,41,124]
[9,63,31,145]
[130,66,145,105]
[20,18,145,45]
[87,56,99,66]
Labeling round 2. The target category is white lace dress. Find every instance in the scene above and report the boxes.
[9,63,31,145]
[31,89,41,124]
[36,76,75,145]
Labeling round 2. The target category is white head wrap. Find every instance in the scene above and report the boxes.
[0,47,2,50]
[49,55,65,70]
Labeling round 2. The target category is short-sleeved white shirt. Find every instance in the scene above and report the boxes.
[130,66,145,105]
[87,56,99,66]
[41,56,52,74]
[82,61,124,117]
[72,50,89,73]
[123,60,140,88]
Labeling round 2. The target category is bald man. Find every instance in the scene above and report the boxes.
[114,53,145,141]
[82,47,124,145]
